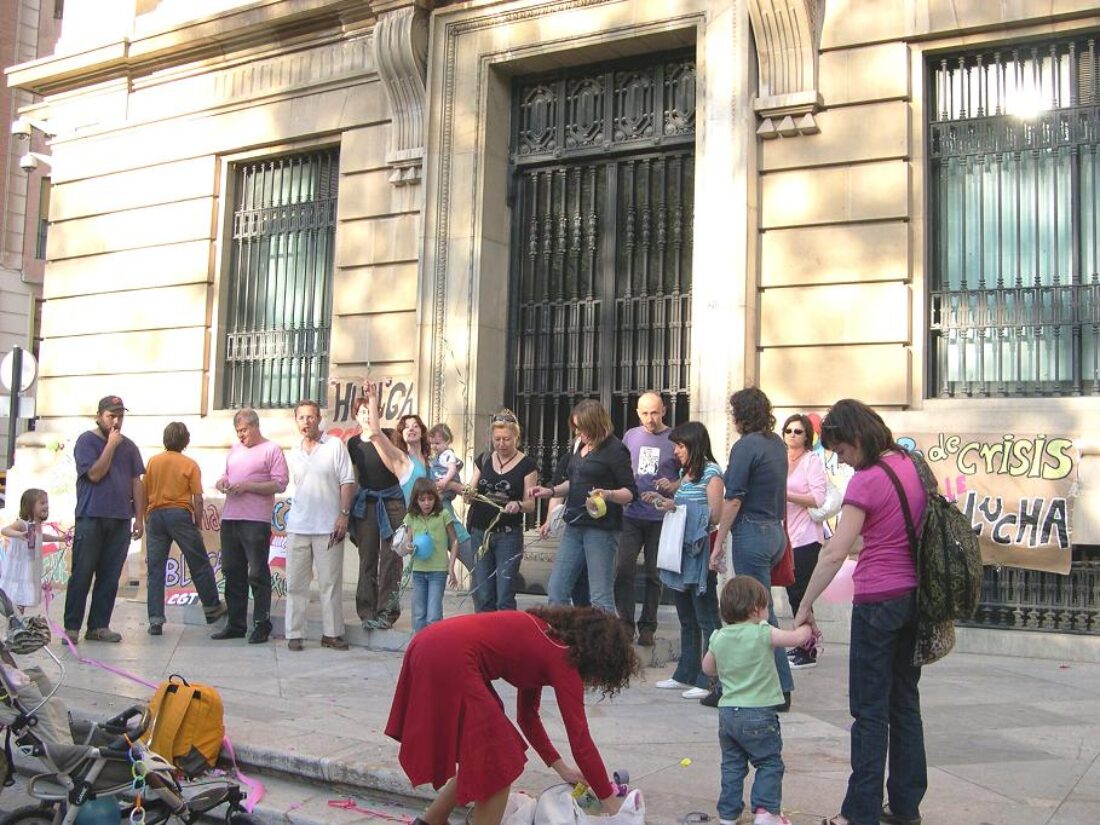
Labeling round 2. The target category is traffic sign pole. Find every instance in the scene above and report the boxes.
[7,346,21,467]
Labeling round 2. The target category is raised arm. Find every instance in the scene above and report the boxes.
[360,381,411,478]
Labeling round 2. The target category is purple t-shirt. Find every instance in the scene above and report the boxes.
[220,439,290,523]
[843,451,926,604]
[75,430,146,519]
[622,426,679,521]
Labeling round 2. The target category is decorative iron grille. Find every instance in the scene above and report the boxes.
[928,36,1100,398]
[961,553,1100,634]
[221,148,338,409]
[509,52,695,484]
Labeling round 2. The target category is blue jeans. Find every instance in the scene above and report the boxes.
[730,516,794,693]
[671,571,720,689]
[145,508,221,622]
[470,527,523,612]
[718,705,784,820]
[548,525,618,613]
[842,592,927,825]
[412,571,448,632]
[64,517,131,631]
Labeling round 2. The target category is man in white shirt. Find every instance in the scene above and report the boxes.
[285,400,356,651]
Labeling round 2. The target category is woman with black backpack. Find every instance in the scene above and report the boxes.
[793,399,928,825]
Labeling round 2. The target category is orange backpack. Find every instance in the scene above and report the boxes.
[143,674,224,777]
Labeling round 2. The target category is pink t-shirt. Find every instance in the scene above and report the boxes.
[220,439,289,523]
[786,451,826,548]
[843,451,925,604]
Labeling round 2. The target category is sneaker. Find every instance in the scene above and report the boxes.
[148,623,163,636]
[786,647,798,660]
[681,687,710,700]
[203,602,228,624]
[719,820,738,825]
[752,808,791,825]
[248,622,272,644]
[321,635,349,651]
[85,627,122,643]
[63,628,80,646]
[287,639,304,651]
[636,629,655,647]
[789,648,817,669]
[655,678,690,690]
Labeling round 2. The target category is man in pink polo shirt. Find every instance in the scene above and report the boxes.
[211,408,289,643]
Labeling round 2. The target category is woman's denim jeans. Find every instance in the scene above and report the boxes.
[469,527,523,612]
[411,571,448,632]
[718,705,784,820]
[730,516,794,693]
[671,571,720,689]
[841,591,927,825]
[548,525,618,613]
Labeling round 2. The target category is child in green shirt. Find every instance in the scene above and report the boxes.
[702,576,811,825]
[401,478,459,632]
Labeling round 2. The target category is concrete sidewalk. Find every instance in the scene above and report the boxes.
[23,588,1100,825]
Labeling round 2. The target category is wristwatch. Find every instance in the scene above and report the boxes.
[340,508,350,516]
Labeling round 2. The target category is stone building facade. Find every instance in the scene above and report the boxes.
[6,0,1100,635]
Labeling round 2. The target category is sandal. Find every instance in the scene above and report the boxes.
[881,806,921,825]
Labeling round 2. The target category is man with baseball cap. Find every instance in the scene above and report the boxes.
[65,395,146,643]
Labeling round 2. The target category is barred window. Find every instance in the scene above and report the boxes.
[928,36,1100,397]
[221,149,338,409]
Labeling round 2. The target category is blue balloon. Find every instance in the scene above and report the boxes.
[413,533,435,560]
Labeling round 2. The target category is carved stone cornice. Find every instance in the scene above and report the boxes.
[746,0,825,139]
[373,4,429,185]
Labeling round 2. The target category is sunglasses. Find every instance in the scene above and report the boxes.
[492,412,518,424]
[784,427,805,435]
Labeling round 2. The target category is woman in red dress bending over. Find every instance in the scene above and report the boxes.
[385,606,640,825]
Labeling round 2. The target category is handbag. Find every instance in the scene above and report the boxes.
[656,505,687,573]
[770,526,795,587]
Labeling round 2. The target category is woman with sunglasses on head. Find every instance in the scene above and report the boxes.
[792,399,927,825]
[531,399,637,614]
[462,411,539,612]
[781,413,828,669]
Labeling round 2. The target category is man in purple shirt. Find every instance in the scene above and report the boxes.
[211,409,289,644]
[615,392,679,645]
[65,395,146,644]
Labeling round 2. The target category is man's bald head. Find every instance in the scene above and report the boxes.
[636,392,667,434]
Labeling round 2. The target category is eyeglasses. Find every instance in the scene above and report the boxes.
[784,427,805,435]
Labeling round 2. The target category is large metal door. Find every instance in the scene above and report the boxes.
[507,52,696,479]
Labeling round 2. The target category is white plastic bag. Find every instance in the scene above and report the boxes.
[532,787,645,825]
[808,480,842,522]
[656,505,686,573]
[502,791,537,825]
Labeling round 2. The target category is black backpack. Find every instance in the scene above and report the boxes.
[877,452,983,623]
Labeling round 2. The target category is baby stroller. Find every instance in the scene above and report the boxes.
[0,589,259,824]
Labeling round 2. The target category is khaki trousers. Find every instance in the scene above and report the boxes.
[285,533,345,640]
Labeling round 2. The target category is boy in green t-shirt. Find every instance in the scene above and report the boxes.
[703,577,811,825]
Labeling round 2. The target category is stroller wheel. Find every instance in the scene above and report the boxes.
[0,805,59,824]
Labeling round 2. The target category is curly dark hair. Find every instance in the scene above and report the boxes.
[729,387,776,435]
[526,606,640,697]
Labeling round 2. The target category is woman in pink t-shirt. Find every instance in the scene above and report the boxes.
[793,399,927,825]
[781,413,827,669]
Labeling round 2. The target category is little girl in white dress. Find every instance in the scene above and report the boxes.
[1,488,63,611]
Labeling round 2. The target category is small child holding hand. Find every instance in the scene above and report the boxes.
[703,576,811,825]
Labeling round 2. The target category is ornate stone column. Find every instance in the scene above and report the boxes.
[372,1,430,185]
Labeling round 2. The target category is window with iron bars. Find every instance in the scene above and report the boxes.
[221,148,338,409]
[928,36,1100,398]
